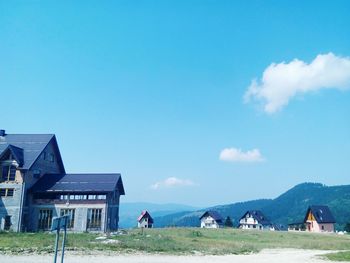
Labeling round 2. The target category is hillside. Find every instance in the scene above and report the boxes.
[153,183,350,230]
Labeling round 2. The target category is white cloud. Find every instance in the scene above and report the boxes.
[244,53,350,113]
[151,177,195,190]
[219,147,264,162]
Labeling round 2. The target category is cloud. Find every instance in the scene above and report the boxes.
[219,147,264,162]
[244,53,350,113]
[151,177,195,190]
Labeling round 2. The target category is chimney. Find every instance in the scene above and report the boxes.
[0,130,6,136]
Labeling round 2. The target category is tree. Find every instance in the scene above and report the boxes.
[344,222,350,232]
[224,216,234,228]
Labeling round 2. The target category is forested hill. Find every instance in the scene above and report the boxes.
[153,183,350,230]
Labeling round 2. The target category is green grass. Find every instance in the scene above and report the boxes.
[324,251,350,261]
[0,228,349,256]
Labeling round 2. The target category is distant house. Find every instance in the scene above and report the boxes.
[200,210,223,228]
[288,222,306,231]
[137,210,153,228]
[238,210,274,230]
[304,205,335,233]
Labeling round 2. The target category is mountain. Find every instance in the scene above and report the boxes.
[119,202,200,228]
[153,183,350,230]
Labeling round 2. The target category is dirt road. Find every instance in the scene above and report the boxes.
[0,249,333,263]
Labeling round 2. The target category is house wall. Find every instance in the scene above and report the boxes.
[30,203,107,232]
[0,181,23,232]
[306,220,334,233]
[200,216,220,228]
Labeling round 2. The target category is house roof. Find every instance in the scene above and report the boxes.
[199,210,223,223]
[0,144,24,166]
[240,210,272,226]
[30,173,125,194]
[304,205,336,224]
[138,210,154,223]
[0,133,65,172]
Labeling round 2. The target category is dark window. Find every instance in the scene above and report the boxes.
[60,209,75,229]
[1,165,16,181]
[321,225,325,230]
[4,215,11,230]
[38,209,53,230]
[49,153,54,162]
[0,188,14,197]
[1,166,9,181]
[9,166,16,181]
[87,209,102,230]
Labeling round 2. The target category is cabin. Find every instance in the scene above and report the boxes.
[238,210,274,230]
[137,210,153,228]
[304,205,335,233]
[0,129,125,232]
[200,210,223,228]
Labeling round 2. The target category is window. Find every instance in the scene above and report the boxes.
[42,151,46,160]
[1,165,16,181]
[0,188,14,197]
[321,225,325,230]
[87,209,102,230]
[38,209,53,230]
[49,153,54,162]
[4,215,11,230]
[60,209,75,229]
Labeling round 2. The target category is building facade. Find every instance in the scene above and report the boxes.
[0,130,125,232]
[200,211,223,228]
[304,205,335,233]
[238,210,274,230]
[137,210,153,228]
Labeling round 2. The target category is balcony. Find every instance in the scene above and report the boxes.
[33,199,107,205]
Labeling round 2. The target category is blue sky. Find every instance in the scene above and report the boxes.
[1,1,350,206]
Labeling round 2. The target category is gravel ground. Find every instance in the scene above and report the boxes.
[0,249,333,263]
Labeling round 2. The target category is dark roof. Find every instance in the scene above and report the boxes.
[199,210,223,223]
[240,210,272,226]
[304,205,336,224]
[0,133,65,171]
[0,144,24,166]
[138,210,154,223]
[30,173,125,194]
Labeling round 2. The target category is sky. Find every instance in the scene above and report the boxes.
[1,1,349,207]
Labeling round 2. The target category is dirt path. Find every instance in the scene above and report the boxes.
[0,249,332,263]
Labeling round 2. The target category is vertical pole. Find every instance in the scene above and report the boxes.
[60,217,67,263]
[53,227,60,263]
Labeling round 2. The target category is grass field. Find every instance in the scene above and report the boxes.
[0,228,349,257]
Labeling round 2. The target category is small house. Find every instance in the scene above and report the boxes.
[200,210,223,228]
[304,205,335,233]
[137,210,153,228]
[238,210,274,230]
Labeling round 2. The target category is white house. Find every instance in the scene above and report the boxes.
[199,211,223,228]
[238,210,274,230]
[137,210,153,228]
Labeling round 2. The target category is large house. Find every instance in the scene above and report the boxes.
[0,130,125,232]
[137,210,153,228]
[200,210,223,228]
[238,210,274,230]
[304,205,335,233]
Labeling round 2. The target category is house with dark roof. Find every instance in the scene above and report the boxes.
[137,210,154,228]
[200,210,223,228]
[238,210,274,230]
[0,129,125,232]
[304,205,335,233]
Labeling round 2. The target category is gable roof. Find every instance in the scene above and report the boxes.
[200,210,223,223]
[0,144,24,166]
[0,133,65,172]
[138,210,154,223]
[240,210,272,226]
[30,173,125,194]
[304,205,336,224]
